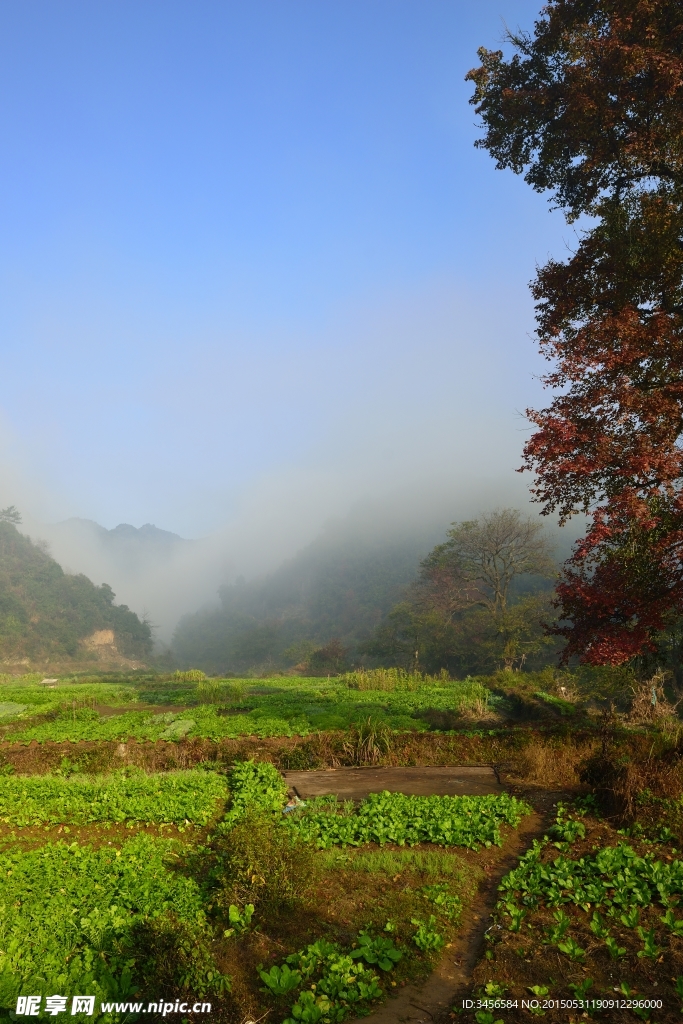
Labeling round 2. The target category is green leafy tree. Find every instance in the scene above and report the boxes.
[366,510,557,673]
[0,506,21,525]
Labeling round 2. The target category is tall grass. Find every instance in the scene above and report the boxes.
[173,669,206,683]
[341,668,453,691]
[324,847,470,878]
[196,679,246,704]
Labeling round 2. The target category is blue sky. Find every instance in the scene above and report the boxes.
[0,0,571,538]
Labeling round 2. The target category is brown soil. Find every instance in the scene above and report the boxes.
[460,806,683,1023]
[0,819,203,852]
[216,834,498,1024]
[284,766,503,800]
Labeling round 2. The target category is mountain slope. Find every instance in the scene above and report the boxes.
[0,523,153,667]
[171,531,431,674]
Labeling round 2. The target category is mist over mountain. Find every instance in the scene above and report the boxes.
[43,519,190,564]
[0,522,152,670]
[171,525,439,675]
[170,503,583,676]
[20,516,227,645]
[16,483,586,664]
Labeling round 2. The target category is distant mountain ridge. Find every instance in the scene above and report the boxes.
[20,516,208,643]
[0,522,153,669]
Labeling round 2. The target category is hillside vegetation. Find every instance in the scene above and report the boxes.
[171,510,559,677]
[0,523,152,667]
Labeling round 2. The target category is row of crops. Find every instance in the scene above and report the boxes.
[0,761,527,1019]
[469,802,683,1020]
[0,677,495,742]
[0,768,228,826]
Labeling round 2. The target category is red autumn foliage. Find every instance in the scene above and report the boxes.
[468,0,683,663]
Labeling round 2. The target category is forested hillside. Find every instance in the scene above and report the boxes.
[171,531,431,674]
[171,510,563,677]
[0,522,153,667]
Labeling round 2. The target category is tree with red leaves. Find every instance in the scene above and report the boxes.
[467,0,683,664]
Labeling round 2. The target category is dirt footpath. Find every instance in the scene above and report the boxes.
[283,765,502,800]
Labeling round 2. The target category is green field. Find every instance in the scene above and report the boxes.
[0,756,529,1022]
[0,674,494,743]
[0,768,228,825]
[0,668,681,1022]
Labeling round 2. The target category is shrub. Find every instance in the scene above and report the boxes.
[215,810,319,914]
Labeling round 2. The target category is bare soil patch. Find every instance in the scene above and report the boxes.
[284,766,502,800]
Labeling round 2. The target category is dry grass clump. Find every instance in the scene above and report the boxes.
[511,736,597,788]
[454,696,500,723]
[581,728,683,823]
[629,669,680,724]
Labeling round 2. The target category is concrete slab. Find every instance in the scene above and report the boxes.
[283,765,501,801]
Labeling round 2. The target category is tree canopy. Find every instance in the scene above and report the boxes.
[468,0,683,664]
[365,509,557,674]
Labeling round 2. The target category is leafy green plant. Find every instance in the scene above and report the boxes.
[421,883,462,921]
[0,767,228,826]
[474,1013,503,1024]
[223,759,288,824]
[484,982,507,997]
[661,909,683,936]
[259,963,303,995]
[544,909,570,944]
[411,916,445,952]
[292,791,530,851]
[620,906,640,928]
[604,936,626,958]
[549,803,586,844]
[557,936,585,961]
[569,979,592,1001]
[273,939,385,1024]
[589,911,609,939]
[0,834,229,1005]
[636,925,664,958]
[349,934,402,971]
[224,903,254,937]
[505,902,526,932]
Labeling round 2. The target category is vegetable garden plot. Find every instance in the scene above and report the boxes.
[462,804,683,1022]
[0,756,527,1023]
[0,834,229,1010]
[289,791,529,850]
[0,675,496,743]
[0,768,228,825]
